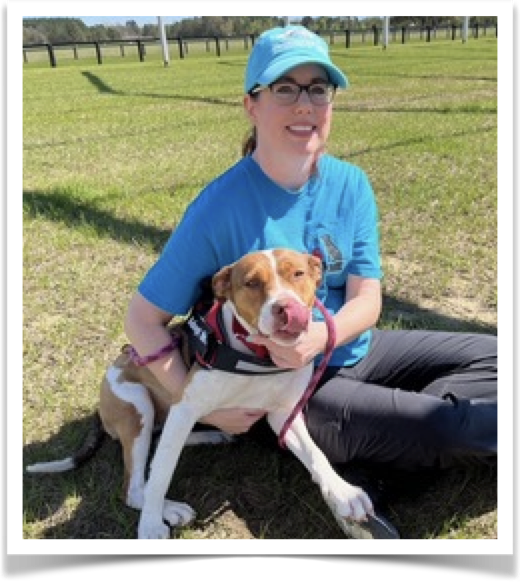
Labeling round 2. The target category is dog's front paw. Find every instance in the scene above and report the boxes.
[138,515,170,539]
[126,485,145,510]
[162,500,196,527]
[321,476,373,522]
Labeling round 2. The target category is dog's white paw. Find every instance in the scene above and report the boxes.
[162,500,196,527]
[138,516,170,539]
[321,475,373,522]
[137,501,195,539]
[126,485,145,510]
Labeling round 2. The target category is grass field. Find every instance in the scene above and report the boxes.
[22,37,497,541]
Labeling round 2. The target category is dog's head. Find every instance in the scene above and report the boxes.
[212,249,322,345]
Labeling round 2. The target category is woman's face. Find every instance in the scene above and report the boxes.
[244,64,333,160]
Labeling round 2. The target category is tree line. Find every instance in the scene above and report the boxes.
[23,16,498,45]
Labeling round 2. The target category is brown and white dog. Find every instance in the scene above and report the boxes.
[27,249,373,539]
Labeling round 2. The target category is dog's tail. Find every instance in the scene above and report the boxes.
[25,412,106,474]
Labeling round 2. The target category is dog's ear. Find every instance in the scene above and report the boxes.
[212,265,233,299]
[307,254,323,288]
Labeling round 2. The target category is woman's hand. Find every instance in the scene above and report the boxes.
[248,321,329,369]
[199,408,267,434]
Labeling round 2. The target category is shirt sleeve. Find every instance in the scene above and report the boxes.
[137,197,220,315]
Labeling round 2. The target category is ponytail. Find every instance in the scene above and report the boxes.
[242,127,257,157]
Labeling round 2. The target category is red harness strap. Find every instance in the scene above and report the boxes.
[203,301,269,359]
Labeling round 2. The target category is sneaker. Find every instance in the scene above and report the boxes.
[333,511,400,539]
[333,462,400,538]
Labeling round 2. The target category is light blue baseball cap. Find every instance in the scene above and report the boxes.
[245,25,348,94]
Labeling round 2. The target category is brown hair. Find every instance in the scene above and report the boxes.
[242,126,257,157]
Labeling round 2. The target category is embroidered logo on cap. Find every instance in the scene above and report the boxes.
[271,28,328,55]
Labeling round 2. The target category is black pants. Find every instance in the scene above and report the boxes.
[304,330,497,470]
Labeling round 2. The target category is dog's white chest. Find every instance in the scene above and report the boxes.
[182,366,313,417]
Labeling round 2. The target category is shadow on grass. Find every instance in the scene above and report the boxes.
[380,295,496,335]
[23,189,171,253]
[338,125,495,161]
[81,71,242,107]
[23,415,497,539]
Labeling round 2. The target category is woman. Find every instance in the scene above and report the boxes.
[125,25,497,538]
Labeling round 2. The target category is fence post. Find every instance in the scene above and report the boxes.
[475,23,479,38]
[94,42,102,64]
[426,26,431,42]
[137,40,145,62]
[46,43,57,67]
[345,29,350,48]
[215,36,221,57]
[73,45,78,59]
[373,25,379,45]
[401,26,406,44]
[23,49,28,63]
[177,37,184,59]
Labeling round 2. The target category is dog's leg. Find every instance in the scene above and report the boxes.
[103,369,155,511]
[121,387,155,511]
[267,411,373,523]
[138,403,197,539]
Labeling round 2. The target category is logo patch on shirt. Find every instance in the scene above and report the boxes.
[321,234,343,273]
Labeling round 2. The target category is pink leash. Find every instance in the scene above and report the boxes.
[278,298,336,448]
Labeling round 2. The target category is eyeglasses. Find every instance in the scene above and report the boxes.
[250,80,337,106]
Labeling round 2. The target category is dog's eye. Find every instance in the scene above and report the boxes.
[245,278,261,289]
[293,270,305,279]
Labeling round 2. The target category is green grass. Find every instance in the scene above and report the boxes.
[23,38,497,540]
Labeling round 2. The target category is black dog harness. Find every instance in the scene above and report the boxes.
[128,290,336,448]
[183,301,290,375]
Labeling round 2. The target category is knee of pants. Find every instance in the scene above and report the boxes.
[416,396,497,454]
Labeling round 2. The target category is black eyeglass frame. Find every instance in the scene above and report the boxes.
[249,80,338,106]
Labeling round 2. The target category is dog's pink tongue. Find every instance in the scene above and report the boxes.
[281,301,310,333]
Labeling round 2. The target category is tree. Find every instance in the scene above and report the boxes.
[125,20,140,36]
[23,26,47,44]
[142,24,158,38]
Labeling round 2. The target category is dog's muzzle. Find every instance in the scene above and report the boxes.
[272,299,310,335]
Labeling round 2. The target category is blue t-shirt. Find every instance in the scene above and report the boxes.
[139,154,382,367]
